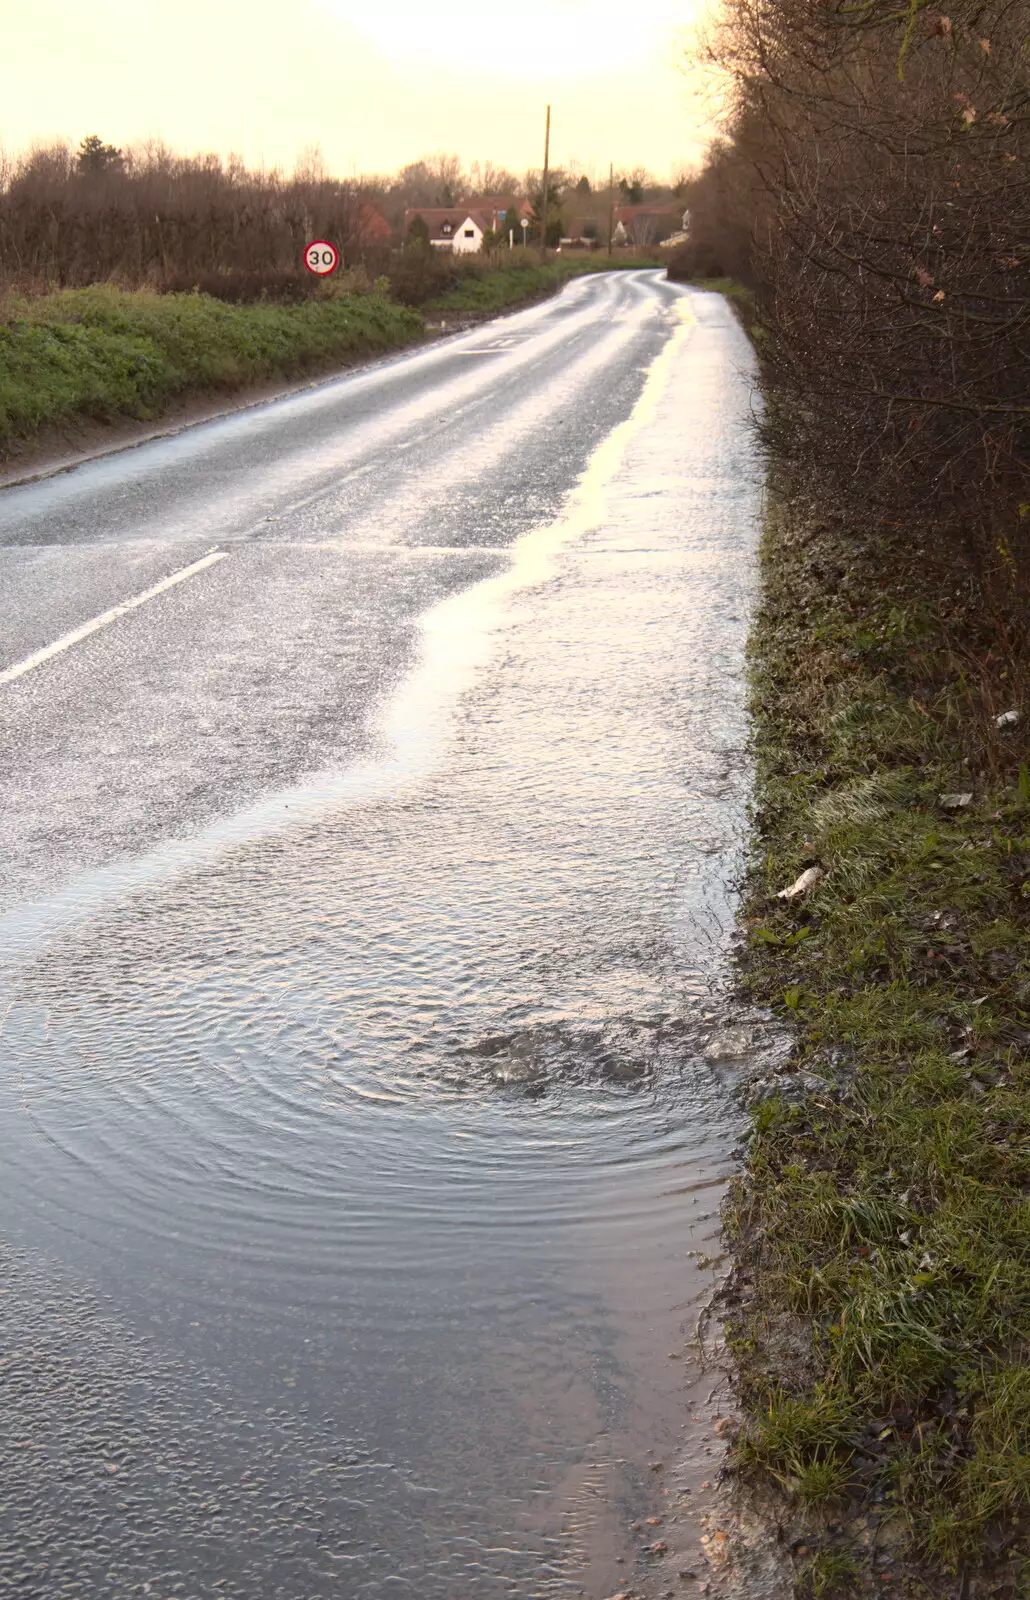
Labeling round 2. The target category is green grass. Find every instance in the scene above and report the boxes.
[0,285,423,455]
[803,1549,862,1597]
[730,494,1030,1588]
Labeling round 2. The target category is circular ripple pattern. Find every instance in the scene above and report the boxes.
[0,292,761,1599]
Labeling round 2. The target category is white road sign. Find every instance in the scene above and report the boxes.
[304,240,339,275]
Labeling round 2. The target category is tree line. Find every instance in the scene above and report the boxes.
[0,139,686,298]
[0,140,390,297]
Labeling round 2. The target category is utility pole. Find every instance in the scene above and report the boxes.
[607,160,614,258]
[540,104,551,262]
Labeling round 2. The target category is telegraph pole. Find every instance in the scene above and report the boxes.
[607,160,614,258]
[540,104,551,262]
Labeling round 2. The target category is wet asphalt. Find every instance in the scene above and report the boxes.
[0,270,766,1600]
[0,270,689,914]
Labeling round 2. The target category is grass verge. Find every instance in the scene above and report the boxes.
[727,490,1030,1596]
[0,285,423,457]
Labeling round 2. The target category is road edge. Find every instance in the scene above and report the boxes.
[0,270,656,493]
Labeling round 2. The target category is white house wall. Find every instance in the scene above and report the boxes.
[452,218,484,254]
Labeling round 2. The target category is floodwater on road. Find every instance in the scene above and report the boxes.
[0,289,763,1598]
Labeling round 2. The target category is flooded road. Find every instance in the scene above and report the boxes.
[0,273,762,1598]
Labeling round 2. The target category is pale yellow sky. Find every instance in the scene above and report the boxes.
[3,0,712,181]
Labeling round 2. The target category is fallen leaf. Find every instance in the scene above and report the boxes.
[702,1531,731,1567]
[996,709,1020,728]
[650,1540,669,1554]
[938,792,972,809]
[647,1517,663,1526]
[776,866,823,900]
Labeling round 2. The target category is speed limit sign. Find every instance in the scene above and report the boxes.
[304,239,339,275]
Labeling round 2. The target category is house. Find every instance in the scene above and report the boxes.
[612,205,688,247]
[561,216,603,249]
[404,197,532,253]
[560,204,690,250]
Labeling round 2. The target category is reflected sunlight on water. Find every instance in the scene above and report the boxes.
[0,287,762,1599]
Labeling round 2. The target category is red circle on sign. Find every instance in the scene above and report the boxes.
[304,239,339,275]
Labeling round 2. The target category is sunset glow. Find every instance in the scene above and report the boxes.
[4,0,712,178]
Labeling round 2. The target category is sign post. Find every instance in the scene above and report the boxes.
[304,240,339,275]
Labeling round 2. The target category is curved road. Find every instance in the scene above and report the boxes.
[0,270,764,1600]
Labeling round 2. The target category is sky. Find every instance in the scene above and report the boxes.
[2,0,714,182]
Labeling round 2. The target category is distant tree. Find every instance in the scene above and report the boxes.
[406,213,431,250]
[294,143,328,183]
[429,153,466,206]
[618,172,645,204]
[394,160,435,207]
[469,160,521,197]
[77,134,124,175]
[528,167,567,245]
[629,212,661,247]
[575,174,591,195]
[389,154,467,213]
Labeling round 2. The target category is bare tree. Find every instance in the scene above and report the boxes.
[682,0,1030,569]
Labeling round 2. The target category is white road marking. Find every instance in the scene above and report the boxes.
[0,550,228,688]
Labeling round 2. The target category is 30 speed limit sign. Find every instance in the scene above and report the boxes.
[304,239,339,275]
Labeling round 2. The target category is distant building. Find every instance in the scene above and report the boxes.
[560,204,689,251]
[405,198,532,253]
[612,205,688,247]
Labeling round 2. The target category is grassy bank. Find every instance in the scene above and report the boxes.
[727,493,1030,1594]
[0,285,423,457]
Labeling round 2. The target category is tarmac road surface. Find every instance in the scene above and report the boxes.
[0,269,766,1600]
